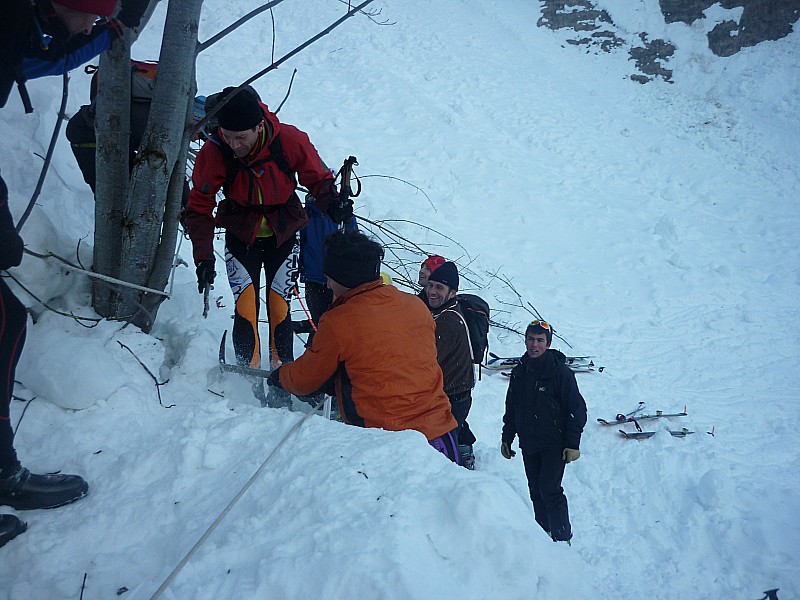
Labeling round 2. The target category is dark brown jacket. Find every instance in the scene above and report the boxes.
[431,298,475,397]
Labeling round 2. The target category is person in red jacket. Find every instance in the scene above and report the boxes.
[267,231,459,461]
[185,87,348,408]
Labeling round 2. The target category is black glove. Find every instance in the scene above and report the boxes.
[116,0,150,28]
[266,367,283,389]
[196,259,215,294]
[327,197,354,225]
[500,441,516,460]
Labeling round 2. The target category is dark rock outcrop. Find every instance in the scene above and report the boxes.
[659,0,800,56]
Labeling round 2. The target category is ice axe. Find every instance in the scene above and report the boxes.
[335,155,359,231]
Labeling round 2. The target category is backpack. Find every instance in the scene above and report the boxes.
[454,293,491,366]
[87,60,159,103]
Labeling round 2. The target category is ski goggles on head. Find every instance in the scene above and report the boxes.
[529,319,551,330]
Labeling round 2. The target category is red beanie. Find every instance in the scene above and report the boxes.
[422,255,446,272]
[53,0,118,16]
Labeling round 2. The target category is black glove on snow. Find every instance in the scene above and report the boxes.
[116,0,150,28]
[266,367,283,389]
[327,197,354,225]
[196,259,215,294]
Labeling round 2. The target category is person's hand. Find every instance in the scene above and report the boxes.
[116,0,150,28]
[266,367,282,389]
[562,448,581,463]
[500,441,516,460]
[196,259,215,294]
[327,197,354,225]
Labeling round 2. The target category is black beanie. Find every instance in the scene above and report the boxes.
[323,253,381,290]
[427,261,459,290]
[216,87,263,131]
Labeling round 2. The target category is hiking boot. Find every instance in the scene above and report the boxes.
[458,444,475,470]
[0,514,27,548]
[0,466,88,510]
[266,386,293,410]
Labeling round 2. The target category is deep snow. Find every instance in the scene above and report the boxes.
[1,1,798,599]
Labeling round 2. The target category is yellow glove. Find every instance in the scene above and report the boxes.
[500,441,516,460]
[562,448,580,463]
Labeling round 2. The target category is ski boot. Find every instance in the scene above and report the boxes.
[458,444,475,470]
[0,466,89,510]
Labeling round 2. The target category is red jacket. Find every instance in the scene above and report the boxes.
[280,281,457,441]
[186,103,335,262]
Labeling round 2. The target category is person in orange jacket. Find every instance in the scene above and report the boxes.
[268,230,459,461]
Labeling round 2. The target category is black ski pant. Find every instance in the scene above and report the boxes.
[521,447,572,541]
[0,279,25,473]
[448,390,476,446]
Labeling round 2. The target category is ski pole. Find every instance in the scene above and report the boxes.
[292,286,317,332]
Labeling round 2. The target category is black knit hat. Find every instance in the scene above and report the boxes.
[216,87,263,131]
[427,261,459,290]
[323,231,383,289]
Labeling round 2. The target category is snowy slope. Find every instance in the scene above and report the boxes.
[1,0,798,598]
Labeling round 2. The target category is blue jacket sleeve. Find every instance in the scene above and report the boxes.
[21,28,115,81]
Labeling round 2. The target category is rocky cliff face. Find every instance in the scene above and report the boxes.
[660,0,800,57]
[538,0,800,82]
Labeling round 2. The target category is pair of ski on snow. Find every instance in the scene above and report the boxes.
[483,352,604,374]
[596,402,692,439]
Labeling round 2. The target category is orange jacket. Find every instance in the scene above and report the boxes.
[280,280,457,440]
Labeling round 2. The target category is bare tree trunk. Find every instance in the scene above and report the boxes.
[141,73,196,321]
[92,36,132,316]
[117,0,203,331]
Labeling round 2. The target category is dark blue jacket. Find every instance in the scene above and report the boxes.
[299,195,357,285]
[502,349,587,452]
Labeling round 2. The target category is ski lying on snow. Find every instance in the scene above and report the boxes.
[597,406,687,426]
[619,430,656,440]
[667,427,695,437]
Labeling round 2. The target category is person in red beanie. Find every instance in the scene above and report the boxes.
[0,0,148,550]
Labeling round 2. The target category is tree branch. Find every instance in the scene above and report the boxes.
[194,0,376,133]
[15,72,69,232]
[197,0,289,53]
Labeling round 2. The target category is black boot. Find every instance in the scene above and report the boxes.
[458,444,475,470]
[0,466,89,510]
[0,514,27,548]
